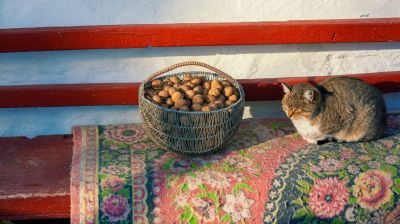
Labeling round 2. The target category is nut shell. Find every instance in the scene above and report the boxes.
[185,90,196,99]
[193,86,203,94]
[203,81,211,89]
[205,95,216,103]
[208,88,221,97]
[214,100,224,109]
[179,85,190,92]
[179,105,190,111]
[170,76,180,84]
[228,94,238,102]
[174,99,187,108]
[192,94,204,105]
[191,104,202,111]
[147,89,158,97]
[151,79,162,89]
[211,79,222,89]
[163,81,174,87]
[225,100,234,107]
[165,98,174,106]
[181,80,189,85]
[223,86,234,97]
[158,90,169,98]
[217,95,226,102]
[208,103,218,111]
[162,85,170,92]
[185,82,194,88]
[201,105,211,112]
[191,77,202,86]
[152,95,162,105]
[171,92,183,102]
[183,74,192,81]
[168,87,177,96]
[221,81,232,87]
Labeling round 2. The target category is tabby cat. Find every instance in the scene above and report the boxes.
[281,77,387,144]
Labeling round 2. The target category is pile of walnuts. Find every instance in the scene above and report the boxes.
[145,74,240,112]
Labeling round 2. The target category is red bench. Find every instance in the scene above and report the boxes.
[1,18,400,220]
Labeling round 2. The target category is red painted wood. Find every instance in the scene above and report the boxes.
[1,18,400,52]
[240,71,400,101]
[0,83,140,108]
[0,71,399,108]
[0,196,70,220]
[0,135,72,220]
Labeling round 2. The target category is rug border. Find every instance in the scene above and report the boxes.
[70,126,82,224]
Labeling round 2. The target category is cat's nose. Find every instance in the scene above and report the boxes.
[288,110,294,118]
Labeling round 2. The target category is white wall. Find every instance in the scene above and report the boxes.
[1,0,400,137]
[2,43,400,85]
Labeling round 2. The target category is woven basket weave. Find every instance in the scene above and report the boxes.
[139,61,245,154]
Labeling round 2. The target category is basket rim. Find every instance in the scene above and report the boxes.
[139,71,245,114]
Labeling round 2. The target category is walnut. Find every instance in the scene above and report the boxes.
[208,88,221,97]
[152,95,162,105]
[171,92,183,102]
[211,79,222,89]
[192,94,205,105]
[158,90,169,98]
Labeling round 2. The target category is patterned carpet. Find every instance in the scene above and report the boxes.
[71,114,400,224]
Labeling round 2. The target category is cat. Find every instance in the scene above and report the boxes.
[281,76,387,144]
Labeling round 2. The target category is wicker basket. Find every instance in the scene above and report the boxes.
[139,61,245,154]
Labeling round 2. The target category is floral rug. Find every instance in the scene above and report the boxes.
[71,114,400,224]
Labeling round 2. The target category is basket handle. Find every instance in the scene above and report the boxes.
[144,61,236,84]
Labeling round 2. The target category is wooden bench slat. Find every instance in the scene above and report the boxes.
[0,196,70,220]
[0,71,399,108]
[1,18,400,53]
[0,135,72,220]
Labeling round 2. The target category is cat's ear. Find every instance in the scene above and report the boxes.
[281,83,291,94]
[303,90,314,102]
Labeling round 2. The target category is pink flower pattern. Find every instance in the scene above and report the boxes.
[308,177,349,218]
[340,148,356,160]
[318,158,343,172]
[222,191,254,222]
[101,195,130,222]
[353,170,393,211]
[101,175,126,192]
[105,124,145,144]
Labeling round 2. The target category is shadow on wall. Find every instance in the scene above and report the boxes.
[245,101,286,119]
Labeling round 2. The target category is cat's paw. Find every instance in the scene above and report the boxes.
[303,137,318,144]
[317,137,337,145]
